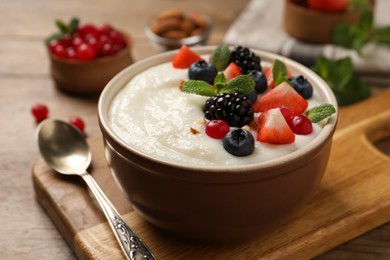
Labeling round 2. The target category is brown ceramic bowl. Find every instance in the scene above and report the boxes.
[283,0,361,44]
[145,13,212,51]
[98,46,338,241]
[49,45,133,95]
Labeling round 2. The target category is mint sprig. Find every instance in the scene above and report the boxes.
[45,17,79,44]
[273,59,289,86]
[181,74,255,97]
[210,45,231,71]
[307,104,336,123]
[311,56,371,106]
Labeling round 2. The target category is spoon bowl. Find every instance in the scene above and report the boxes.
[36,119,156,260]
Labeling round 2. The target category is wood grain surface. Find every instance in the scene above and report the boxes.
[1,0,390,259]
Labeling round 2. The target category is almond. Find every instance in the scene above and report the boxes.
[151,17,182,35]
[162,30,188,39]
[157,9,184,20]
[180,18,196,36]
[187,13,208,28]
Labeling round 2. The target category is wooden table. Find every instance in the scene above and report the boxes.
[1,0,389,259]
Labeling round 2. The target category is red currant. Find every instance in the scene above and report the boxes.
[52,44,67,58]
[72,36,84,48]
[69,116,85,132]
[66,47,77,59]
[31,103,49,123]
[77,24,99,38]
[76,43,96,61]
[205,120,230,139]
[289,115,313,135]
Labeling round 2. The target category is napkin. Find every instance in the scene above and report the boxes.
[224,0,390,86]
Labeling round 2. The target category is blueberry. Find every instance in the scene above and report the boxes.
[249,70,267,94]
[222,129,255,156]
[188,60,218,84]
[289,75,313,99]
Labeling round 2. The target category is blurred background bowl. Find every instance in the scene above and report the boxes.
[145,10,212,51]
[283,0,361,44]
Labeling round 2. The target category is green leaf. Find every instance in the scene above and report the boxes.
[220,75,255,95]
[44,32,63,45]
[69,17,80,35]
[210,45,231,71]
[55,19,70,34]
[311,56,371,106]
[214,72,227,93]
[272,59,288,87]
[307,104,336,123]
[333,76,371,106]
[374,26,390,45]
[181,80,216,97]
[331,9,373,53]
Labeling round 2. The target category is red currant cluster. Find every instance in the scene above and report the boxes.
[31,103,85,133]
[48,22,128,61]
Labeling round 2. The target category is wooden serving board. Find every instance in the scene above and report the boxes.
[32,89,390,260]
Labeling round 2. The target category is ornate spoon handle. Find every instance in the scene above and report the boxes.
[81,172,156,260]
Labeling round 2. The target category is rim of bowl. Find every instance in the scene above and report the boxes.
[98,46,338,173]
[144,14,212,47]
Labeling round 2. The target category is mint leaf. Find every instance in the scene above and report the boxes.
[273,59,288,87]
[331,9,373,53]
[307,104,336,123]
[214,72,227,93]
[220,75,255,95]
[311,56,371,106]
[55,19,70,34]
[210,45,231,71]
[69,17,79,35]
[181,80,216,97]
[374,26,390,45]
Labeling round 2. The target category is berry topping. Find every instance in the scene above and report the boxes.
[257,108,295,144]
[223,129,255,156]
[188,60,218,84]
[172,45,202,69]
[288,115,313,135]
[253,81,308,116]
[289,75,313,99]
[223,62,242,81]
[203,92,254,127]
[280,107,293,123]
[205,120,230,139]
[249,70,267,94]
[31,103,49,123]
[69,116,85,132]
[230,45,262,74]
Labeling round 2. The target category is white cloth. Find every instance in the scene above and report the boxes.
[224,0,390,86]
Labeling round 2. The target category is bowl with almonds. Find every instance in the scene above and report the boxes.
[145,9,212,50]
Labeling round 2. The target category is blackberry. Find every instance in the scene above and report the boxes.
[203,92,254,127]
[230,45,262,74]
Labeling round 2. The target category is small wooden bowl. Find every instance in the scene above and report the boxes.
[283,0,361,44]
[49,45,133,95]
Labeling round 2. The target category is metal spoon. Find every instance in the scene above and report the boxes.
[36,119,156,260]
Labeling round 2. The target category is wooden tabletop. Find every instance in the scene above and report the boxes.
[1,0,389,259]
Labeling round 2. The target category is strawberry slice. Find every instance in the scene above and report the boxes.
[263,65,292,89]
[253,81,308,115]
[223,62,242,80]
[257,108,295,144]
[172,45,202,69]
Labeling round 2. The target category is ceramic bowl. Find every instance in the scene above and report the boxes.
[98,46,338,241]
[144,12,212,51]
[49,45,133,95]
[283,0,361,43]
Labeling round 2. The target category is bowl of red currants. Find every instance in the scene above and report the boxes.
[283,0,375,44]
[46,18,133,95]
